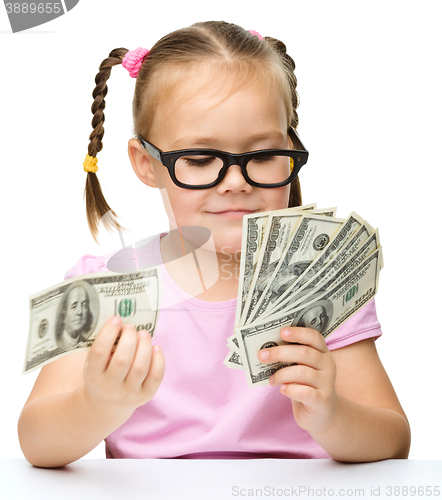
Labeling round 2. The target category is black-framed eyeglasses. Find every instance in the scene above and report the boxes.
[137,127,309,190]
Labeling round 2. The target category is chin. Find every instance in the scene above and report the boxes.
[211,226,241,254]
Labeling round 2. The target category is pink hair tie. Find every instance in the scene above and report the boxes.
[122,47,150,78]
[249,30,263,40]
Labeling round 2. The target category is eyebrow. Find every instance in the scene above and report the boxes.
[170,130,286,150]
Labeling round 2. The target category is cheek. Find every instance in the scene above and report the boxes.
[163,186,205,222]
[264,186,291,209]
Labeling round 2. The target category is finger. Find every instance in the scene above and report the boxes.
[280,327,329,353]
[270,364,320,389]
[106,324,139,382]
[280,382,319,407]
[124,330,153,388]
[258,343,323,369]
[86,316,123,377]
[141,343,165,399]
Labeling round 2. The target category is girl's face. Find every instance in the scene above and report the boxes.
[129,71,292,254]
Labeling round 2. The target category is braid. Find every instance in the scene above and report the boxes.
[263,37,299,130]
[84,48,129,244]
[264,36,302,207]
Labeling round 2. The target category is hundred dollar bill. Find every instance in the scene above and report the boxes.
[240,212,304,324]
[284,215,375,296]
[223,346,243,370]
[239,208,337,326]
[235,212,272,328]
[260,213,373,319]
[23,266,161,374]
[235,249,382,387]
[240,208,338,326]
[235,203,317,327]
[227,333,240,353]
[274,230,382,314]
[223,333,244,368]
[245,213,344,324]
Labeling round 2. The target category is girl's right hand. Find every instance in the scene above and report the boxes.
[82,316,165,418]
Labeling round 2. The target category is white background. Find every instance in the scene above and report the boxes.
[0,0,441,460]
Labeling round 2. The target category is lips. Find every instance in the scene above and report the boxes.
[208,209,257,214]
[207,209,257,219]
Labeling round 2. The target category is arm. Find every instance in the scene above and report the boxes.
[258,328,410,462]
[18,317,165,468]
[312,337,410,461]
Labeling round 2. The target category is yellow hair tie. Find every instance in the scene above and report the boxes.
[83,154,98,173]
[290,157,294,172]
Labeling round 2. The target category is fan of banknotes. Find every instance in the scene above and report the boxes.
[224,203,383,387]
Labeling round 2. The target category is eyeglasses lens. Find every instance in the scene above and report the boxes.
[247,155,292,184]
[175,155,224,185]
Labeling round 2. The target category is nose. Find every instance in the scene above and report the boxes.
[215,164,253,194]
[75,303,84,317]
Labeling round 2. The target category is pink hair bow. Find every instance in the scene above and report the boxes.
[122,47,150,78]
[249,30,263,40]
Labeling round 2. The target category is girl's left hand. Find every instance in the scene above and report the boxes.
[258,326,338,435]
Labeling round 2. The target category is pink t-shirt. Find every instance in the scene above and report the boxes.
[64,234,382,459]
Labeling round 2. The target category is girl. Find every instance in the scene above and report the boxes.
[17,21,410,467]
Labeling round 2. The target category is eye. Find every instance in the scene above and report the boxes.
[250,155,277,164]
[182,156,216,167]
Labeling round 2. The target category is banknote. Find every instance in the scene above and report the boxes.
[260,215,376,320]
[267,232,382,316]
[244,213,345,324]
[223,335,243,370]
[24,267,161,374]
[240,211,305,324]
[235,203,317,327]
[281,215,375,297]
[235,211,273,328]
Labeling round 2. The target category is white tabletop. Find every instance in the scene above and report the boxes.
[0,459,441,500]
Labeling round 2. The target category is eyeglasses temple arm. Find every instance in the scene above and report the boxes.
[289,127,309,154]
[137,136,162,162]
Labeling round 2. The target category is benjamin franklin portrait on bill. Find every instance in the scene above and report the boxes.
[55,283,95,350]
[291,295,334,335]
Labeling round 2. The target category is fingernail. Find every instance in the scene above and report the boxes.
[260,350,269,361]
[282,329,291,338]
[138,330,150,338]
[112,316,121,326]
[153,344,161,352]
[269,375,274,385]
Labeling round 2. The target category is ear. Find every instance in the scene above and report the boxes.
[128,138,159,188]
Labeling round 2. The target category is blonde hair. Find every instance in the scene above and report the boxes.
[84,21,302,244]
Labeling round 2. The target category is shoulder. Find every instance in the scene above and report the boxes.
[325,298,382,350]
[63,251,113,280]
[63,234,162,280]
